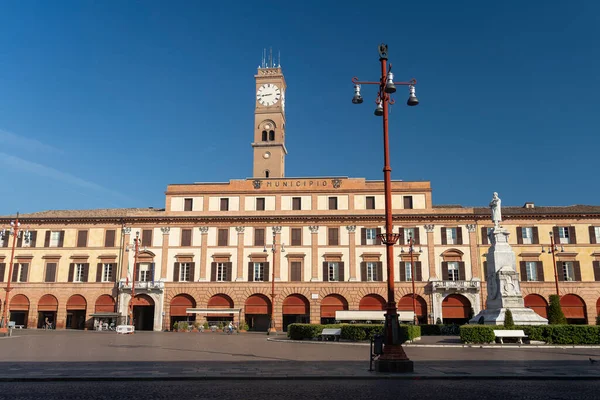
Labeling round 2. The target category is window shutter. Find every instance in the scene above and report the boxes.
[398,228,405,245]
[536,261,544,281]
[189,262,195,281]
[173,262,180,282]
[20,263,29,282]
[442,261,449,280]
[255,228,264,246]
[292,197,301,210]
[291,262,301,282]
[136,263,141,282]
[77,231,88,248]
[58,231,65,247]
[399,262,406,281]
[292,228,301,246]
[329,197,337,210]
[105,230,116,247]
[573,261,582,281]
[413,228,420,245]
[109,263,116,282]
[366,196,375,210]
[552,227,560,242]
[516,227,523,244]
[519,261,527,281]
[590,227,597,244]
[594,261,600,281]
[184,198,193,211]
[96,263,103,282]
[483,261,488,281]
[557,261,565,281]
[532,227,539,244]
[322,262,328,281]
[360,262,367,281]
[217,229,228,246]
[210,262,217,281]
[0,263,5,282]
[68,263,74,282]
[481,227,489,245]
[456,228,463,245]
[403,196,413,209]
[17,235,23,248]
[226,262,233,281]
[142,230,153,247]
[181,229,192,246]
[458,262,465,280]
[360,228,366,245]
[256,198,265,211]
[375,228,382,245]
[416,261,422,281]
[441,228,447,245]
[11,265,19,282]
[338,262,345,281]
[44,231,51,247]
[569,227,577,244]
[28,231,38,246]
[264,262,270,282]
[328,228,339,246]
[81,263,88,282]
[45,263,56,283]
[248,262,253,282]
[220,198,229,211]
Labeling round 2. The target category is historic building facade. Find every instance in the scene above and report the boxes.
[1,63,600,331]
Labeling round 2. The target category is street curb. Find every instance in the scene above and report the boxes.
[266,338,600,349]
[0,375,599,382]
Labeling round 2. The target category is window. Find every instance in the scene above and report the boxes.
[102,263,113,282]
[366,262,377,281]
[139,263,151,282]
[254,262,264,281]
[77,230,88,247]
[404,228,415,245]
[558,227,570,244]
[403,196,413,209]
[562,262,574,281]
[50,231,61,247]
[179,263,190,282]
[218,229,229,246]
[74,263,85,282]
[525,261,537,281]
[184,198,193,211]
[366,196,375,210]
[181,229,192,246]
[328,197,338,210]
[328,262,339,281]
[141,230,153,247]
[448,262,459,281]
[366,228,377,245]
[445,228,457,245]
[522,227,533,245]
[220,198,229,211]
[269,130,275,141]
[104,230,116,247]
[262,130,267,141]
[595,227,600,243]
[405,262,413,281]
[256,198,265,211]
[290,261,302,281]
[265,170,269,178]
[13,263,29,283]
[217,263,227,282]
[328,228,339,246]
[291,228,302,246]
[254,228,265,246]
[292,197,301,211]
[44,263,57,283]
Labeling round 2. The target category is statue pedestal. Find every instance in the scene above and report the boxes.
[470,227,547,326]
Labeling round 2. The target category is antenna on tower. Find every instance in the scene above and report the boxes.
[269,47,273,68]
[278,50,281,67]
[262,49,266,68]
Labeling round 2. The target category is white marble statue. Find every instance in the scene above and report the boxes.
[490,192,502,228]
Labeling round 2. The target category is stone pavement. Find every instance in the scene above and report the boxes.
[1,330,600,380]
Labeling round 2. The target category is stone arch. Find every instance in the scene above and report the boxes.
[359,294,386,311]
[244,293,272,332]
[353,287,386,310]
[66,294,87,310]
[398,294,428,324]
[9,294,30,328]
[442,293,471,323]
[66,294,87,330]
[441,249,464,258]
[282,294,310,331]
[94,295,115,313]
[561,294,587,324]
[132,293,155,306]
[524,294,548,319]
[320,294,348,322]
[200,287,237,308]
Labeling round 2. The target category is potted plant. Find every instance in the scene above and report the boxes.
[193,321,201,332]
[203,321,209,332]
[218,321,225,331]
[173,322,179,332]
[239,321,249,333]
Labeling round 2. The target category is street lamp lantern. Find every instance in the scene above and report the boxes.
[352,84,364,104]
[351,43,418,373]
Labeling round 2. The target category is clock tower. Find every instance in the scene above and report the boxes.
[252,56,287,178]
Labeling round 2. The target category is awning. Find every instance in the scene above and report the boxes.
[90,312,121,318]
[186,308,241,314]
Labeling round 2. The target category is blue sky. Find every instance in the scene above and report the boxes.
[0,0,598,214]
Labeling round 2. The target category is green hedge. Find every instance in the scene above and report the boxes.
[460,324,600,344]
[420,324,460,336]
[287,323,420,343]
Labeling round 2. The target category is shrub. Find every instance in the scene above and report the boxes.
[239,321,249,331]
[520,325,600,345]
[341,325,367,341]
[504,309,515,328]
[287,324,323,340]
[460,325,495,344]
[436,317,442,325]
[548,295,567,325]
[203,321,209,329]
[178,322,189,331]
[399,325,421,342]
[287,323,419,343]
[419,324,460,336]
[173,322,179,331]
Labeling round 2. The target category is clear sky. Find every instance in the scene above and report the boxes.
[0,0,598,215]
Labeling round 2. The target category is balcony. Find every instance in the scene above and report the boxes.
[119,280,165,291]
[431,280,480,292]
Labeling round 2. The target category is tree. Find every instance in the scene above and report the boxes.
[548,294,567,325]
[503,308,514,328]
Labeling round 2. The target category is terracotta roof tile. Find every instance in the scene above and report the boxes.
[0,208,165,219]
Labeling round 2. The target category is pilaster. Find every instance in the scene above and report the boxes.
[467,224,479,279]
[309,226,319,281]
[121,227,131,279]
[347,225,357,281]
[235,226,245,281]
[425,224,436,279]
[273,226,282,281]
[199,226,209,281]
[160,227,170,280]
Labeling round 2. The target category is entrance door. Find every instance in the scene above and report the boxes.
[131,294,155,331]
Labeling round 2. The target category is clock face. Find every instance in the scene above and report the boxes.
[257,83,281,106]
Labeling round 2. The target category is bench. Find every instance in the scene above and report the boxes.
[494,329,527,344]
[319,328,342,342]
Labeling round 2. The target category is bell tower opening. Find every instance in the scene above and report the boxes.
[252,49,288,178]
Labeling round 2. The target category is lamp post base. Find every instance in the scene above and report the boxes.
[375,344,414,373]
[0,327,7,334]
[268,327,277,334]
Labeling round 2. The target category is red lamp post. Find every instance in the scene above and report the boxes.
[542,231,562,296]
[265,226,284,334]
[352,43,419,373]
[408,236,419,325]
[0,213,30,334]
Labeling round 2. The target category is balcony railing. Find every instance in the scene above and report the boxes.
[431,280,480,292]
[119,280,165,291]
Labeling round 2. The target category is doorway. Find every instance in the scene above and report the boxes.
[133,305,155,331]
